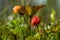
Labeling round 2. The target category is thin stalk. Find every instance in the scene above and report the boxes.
[37,26,39,32]
[30,16,32,35]
[13,34,17,40]
[23,15,28,24]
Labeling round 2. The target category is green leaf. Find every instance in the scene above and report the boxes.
[25,36,36,40]
[12,27,19,35]
[50,9,56,23]
[34,32,41,40]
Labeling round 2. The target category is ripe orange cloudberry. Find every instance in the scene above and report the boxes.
[13,5,21,14]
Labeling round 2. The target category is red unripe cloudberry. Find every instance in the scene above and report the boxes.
[31,16,41,26]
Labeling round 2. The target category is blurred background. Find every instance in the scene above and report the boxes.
[0,0,60,25]
[0,0,60,40]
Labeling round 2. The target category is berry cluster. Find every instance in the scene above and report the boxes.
[13,5,41,26]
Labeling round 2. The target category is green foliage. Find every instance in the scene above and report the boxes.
[0,0,60,40]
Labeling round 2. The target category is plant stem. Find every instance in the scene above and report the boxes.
[37,26,39,32]
[13,34,17,40]
[30,16,32,35]
[37,26,42,40]
[23,15,28,24]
